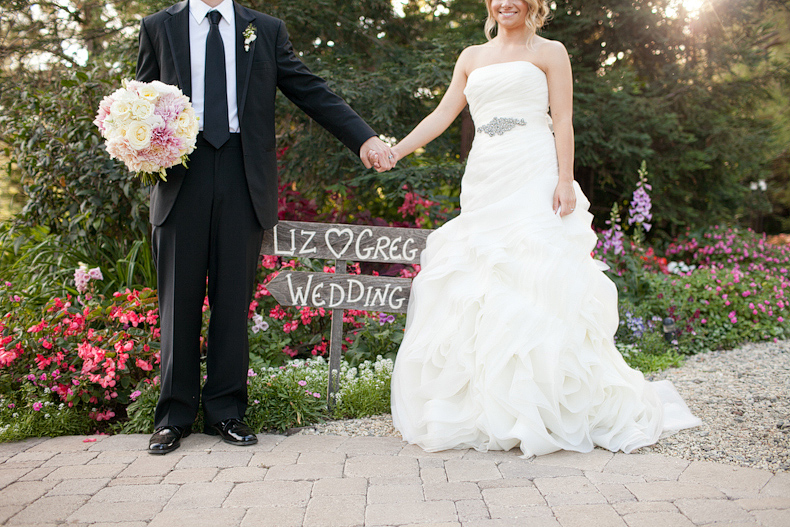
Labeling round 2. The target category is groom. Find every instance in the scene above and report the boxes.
[137,0,395,454]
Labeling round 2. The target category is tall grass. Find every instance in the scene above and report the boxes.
[0,224,156,302]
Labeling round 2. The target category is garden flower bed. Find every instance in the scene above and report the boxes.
[1,173,788,441]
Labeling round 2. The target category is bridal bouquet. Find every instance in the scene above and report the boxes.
[94,80,198,185]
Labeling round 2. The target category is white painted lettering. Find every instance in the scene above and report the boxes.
[402,238,418,261]
[299,230,317,254]
[310,282,326,307]
[370,284,391,307]
[389,237,402,261]
[364,286,374,307]
[373,236,392,261]
[329,283,345,308]
[273,225,295,256]
[286,273,312,305]
[355,228,374,259]
[346,279,365,303]
[389,286,405,310]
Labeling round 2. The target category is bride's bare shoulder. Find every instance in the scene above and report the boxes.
[533,36,569,59]
[456,44,490,74]
[457,42,492,75]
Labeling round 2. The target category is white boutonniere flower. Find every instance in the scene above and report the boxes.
[243,23,257,52]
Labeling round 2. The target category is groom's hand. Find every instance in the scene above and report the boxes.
[360,136,396,172]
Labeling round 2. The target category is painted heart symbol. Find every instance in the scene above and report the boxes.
[325,228,354,259]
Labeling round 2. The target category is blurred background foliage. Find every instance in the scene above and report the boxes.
[0,0,788,257]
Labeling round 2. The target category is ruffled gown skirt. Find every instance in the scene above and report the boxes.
[390,61,701,456]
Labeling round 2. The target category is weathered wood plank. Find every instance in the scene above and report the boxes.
[266,271,413,314]
[261,220,431,265]
[327,261,346,411]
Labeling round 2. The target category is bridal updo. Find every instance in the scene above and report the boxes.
[484,0,551,41]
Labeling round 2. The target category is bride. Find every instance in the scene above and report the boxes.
[388,0,701,456]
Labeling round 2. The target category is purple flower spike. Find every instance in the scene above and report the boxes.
[627,162,653,232]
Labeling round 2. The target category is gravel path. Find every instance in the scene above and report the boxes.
[645,339,789,473]
[299,340,790,473]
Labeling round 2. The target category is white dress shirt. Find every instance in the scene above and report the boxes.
[189,0,239,133]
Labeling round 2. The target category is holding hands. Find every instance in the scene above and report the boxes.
[360,136,397,172]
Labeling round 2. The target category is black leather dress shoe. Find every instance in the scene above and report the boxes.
[148,425,191,455]
[204,418,258,446]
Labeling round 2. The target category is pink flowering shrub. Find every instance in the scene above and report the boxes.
[396,185,457,229]
[611,224,790,356]
[641,263,789,351]
[665,225,790,270]
[645,227,790,350]
[0,284,162,431]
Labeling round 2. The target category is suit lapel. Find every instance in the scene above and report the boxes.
[235,1,255,124]
[164,1,192,99]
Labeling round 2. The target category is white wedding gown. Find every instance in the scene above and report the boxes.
[391,61,701,456]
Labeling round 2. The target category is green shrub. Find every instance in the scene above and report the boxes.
[332,358,393,419]
[0,393,93,442]
[121,356,394,434]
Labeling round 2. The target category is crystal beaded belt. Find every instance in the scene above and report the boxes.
[476,117,527,137]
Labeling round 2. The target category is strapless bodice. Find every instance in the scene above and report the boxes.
[463,61,551,130]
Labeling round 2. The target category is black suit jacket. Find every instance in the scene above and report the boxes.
[136,0,376,228]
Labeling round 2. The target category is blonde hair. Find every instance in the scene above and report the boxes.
[484,0,551,41]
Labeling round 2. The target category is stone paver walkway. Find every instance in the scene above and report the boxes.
[0,433,788,526]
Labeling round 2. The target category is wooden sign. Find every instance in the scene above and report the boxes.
[261,220,430,265]
[261,220,433,410]
[266,272,413,313]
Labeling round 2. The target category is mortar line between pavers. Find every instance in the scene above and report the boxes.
[473,481,493,520]
[0,466,34,489]
[600,452,621,476]
[757,472,777,494]
[361,476,370,527]
[674,460,691,481]
[83,474,113,498]
[303,479,317,527]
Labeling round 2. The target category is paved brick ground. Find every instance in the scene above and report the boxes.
[0,433,787,526]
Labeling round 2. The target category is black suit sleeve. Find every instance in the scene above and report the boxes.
[136,18,160,82]
[273,20,376,155]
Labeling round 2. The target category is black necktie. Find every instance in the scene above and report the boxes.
[203,10,230,149]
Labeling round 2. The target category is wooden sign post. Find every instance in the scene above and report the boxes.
[261,220,432,410]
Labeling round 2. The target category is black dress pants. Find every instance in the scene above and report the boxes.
[152,133,265,428]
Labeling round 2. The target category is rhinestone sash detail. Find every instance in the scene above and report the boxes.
[476,117,527,137]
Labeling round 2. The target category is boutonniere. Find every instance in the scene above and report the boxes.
[243,23,257,52]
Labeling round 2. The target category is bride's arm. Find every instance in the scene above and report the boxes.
[545,42,577,216]
[391,51,472,160]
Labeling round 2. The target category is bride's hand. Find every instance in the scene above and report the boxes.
[553,179,576,217]
[366,145,401,172]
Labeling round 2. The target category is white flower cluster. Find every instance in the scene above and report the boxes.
[252,355,395,405]
[667,261,696,275]
[615,342,639,359]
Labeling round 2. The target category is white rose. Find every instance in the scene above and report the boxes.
[137,84,159,101]
[130,100,155,120]
[126,121,152,150]
[150,80,181,96]
[175,110,196,137]
[105,122,129,140]
[110,100,131,120]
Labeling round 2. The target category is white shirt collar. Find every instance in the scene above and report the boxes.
[189,0,235,26]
